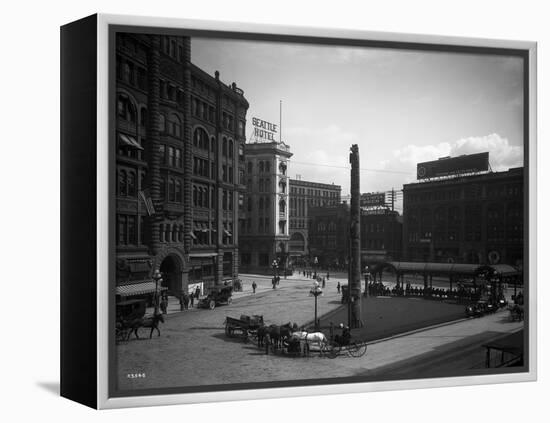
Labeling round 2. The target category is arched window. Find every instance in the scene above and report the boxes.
[265,161,270,173]
[248,162,253,174]
[211,137,216,152]
[228,140,234,158]
[158,114,165,131]
[222,137,228,156]
[193,127,208,149]
[118,170,127,196]
[264,197,270,210]
[168,113,181,137]
[259,198,264,210]
[127,171,136,196]
[117,94,137,123]
[168,178,176,202]
[165,224,171,242]
[193,186,198,207]
[159,224,165,242]
[259,161,264,173]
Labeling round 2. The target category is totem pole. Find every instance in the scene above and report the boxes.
[349,144,362,328]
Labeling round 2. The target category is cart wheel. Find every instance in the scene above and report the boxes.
[227,297,233,305]
[348,342,367,358]
[209,300,216,310]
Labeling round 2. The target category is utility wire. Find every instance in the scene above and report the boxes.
[289,160,411,175]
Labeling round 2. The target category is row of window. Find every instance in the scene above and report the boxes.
[118,169,145,197]
[160,144,183,168]
[117,214,144,246]
[116,57,147,91]
[406,184,522,204]
[160,36,186,63]
[160,177,184,203]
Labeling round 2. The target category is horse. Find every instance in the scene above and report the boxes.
[127,313,165,340]
[290,331,328,353]
[257,322,293,350]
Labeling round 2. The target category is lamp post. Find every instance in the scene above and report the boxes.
[152,269,163,315]
[309,280,323,330]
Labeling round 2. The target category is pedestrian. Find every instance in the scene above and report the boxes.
[252,281,257,294]
[337,281,341,293]
[179,294,184,311]
[326,272,330,280]
[322,277,326,289]
[160,294,168,314]
[183,293,189,310]
[189,292,195,308]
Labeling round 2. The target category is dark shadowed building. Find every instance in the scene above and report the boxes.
[402,167,524,267]
[115,33,248,298]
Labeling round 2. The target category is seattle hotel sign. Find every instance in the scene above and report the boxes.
[252,117,278,142]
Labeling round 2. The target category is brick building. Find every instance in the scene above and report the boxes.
[361,208,403,266]
[239,141,292,274]
[308,203,350,270]
[402,167,524,266]
[115,33,248,298]
[288,179,341,264]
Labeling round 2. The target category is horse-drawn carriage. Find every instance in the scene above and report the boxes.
[198,285,233,310]
[224,314,264,341]
[116,299,146,342]
[116,298,165,342]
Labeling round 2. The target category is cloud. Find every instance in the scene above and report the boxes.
[386,133,523,175]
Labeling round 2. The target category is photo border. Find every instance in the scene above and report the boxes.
[97,14,537,409]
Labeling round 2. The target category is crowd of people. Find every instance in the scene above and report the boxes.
[366,281,495,303]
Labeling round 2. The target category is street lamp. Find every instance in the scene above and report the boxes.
[152,269,163,314]
[309,280,323,330]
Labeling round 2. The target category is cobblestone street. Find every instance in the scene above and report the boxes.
[116,273,523,392]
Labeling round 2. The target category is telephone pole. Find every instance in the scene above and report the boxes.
[349,144,362,328]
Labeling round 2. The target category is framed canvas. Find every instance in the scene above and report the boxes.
[60,14,537,409]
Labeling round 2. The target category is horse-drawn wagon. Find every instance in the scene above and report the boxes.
[224,314,264,341]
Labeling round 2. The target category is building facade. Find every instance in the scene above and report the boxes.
[288,179,342,264]
[402,167,524,266]
[115,33,249,298]
[239,142,292,274]
[308,203,350,270]
[361,208,403,266]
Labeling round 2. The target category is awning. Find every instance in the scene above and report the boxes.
[116,281,166,297]
[189,252,218,258]
[118,133,144,150]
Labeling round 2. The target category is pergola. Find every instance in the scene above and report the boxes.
[367,261,522,297]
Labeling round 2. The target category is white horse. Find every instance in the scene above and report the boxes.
[290,331,328,352]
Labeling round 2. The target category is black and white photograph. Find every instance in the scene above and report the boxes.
[112,27,530,397]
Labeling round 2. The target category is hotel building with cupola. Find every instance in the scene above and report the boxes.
[239,141,293,274]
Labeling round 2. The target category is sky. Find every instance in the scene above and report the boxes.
[191,37,524,208]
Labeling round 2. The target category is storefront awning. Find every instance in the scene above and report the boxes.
[118,133,143,150]
[116,281,166,297]
[189,252,218,258]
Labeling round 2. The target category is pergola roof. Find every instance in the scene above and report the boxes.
[372,261,521,277]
